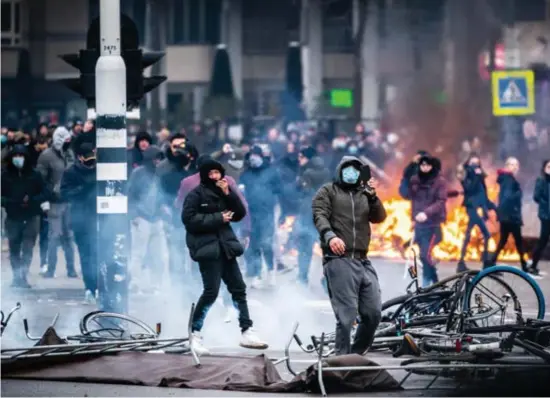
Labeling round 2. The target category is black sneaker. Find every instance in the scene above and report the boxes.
[67,270,79,278]
[527,268,543,280]
[456,261,469,273]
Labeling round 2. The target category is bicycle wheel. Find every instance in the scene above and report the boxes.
[79,311,158,340]
[464,266,545,324]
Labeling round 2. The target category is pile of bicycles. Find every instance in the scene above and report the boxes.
[1,303,197,364]
[286,253,550,395]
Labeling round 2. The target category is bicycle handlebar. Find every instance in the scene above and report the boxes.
[1,302,21,335]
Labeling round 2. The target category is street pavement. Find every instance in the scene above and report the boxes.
[1,246,549,396]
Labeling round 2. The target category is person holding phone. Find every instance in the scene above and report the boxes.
[182,157,268,355]
[312,156,387,356]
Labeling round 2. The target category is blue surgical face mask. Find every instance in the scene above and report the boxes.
[348,146,358,155]
[342,165,360,184]
[12,156,25,169]
[1,135,7,144]
[249,154,263,168]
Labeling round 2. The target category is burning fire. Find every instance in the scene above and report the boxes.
[280,186,521,262]
[369,197,519,261]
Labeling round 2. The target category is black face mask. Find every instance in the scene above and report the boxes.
[81,158,96,168]
[174,148,190,166]
[62,141,71,151]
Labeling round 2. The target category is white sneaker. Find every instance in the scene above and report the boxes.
[240,328,269,350]
[250,277,263,289]
[268,270,277,287]
[224,306,238,323]
[190,331,210,356]
[39,264,49,275]
[84,290,96,305]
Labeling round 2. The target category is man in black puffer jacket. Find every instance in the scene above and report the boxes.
[312,156,387,356]
[182,158,268,356]
[488,157,527,270]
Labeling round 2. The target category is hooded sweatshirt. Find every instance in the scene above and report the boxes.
[36,127,74,203]
[1,145,50,219]
[312,156,387,257]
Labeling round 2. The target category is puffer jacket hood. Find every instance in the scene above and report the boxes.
[199,158,225,184]
[52,127,71,151]
[335,155,363,184]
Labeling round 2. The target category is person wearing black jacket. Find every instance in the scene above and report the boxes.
[312,156,387,355]
[1,145,50,288]
[529,159,550,277]
[456,154,496,272]
[157,133,197,283]
[60,143,99,303]
[488,157,527,270]
[182,158,268,356]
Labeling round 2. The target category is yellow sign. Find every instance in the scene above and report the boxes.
[491,70,535,116]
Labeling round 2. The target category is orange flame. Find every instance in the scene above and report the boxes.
[281,182,521,262]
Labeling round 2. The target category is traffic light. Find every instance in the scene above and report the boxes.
[123,49,167,109]
[57,13,166,110]
[58,50,99,106]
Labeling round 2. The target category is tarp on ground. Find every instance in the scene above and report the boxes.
[1,328,402,394]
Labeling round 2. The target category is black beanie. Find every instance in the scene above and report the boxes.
[299,146,316,160]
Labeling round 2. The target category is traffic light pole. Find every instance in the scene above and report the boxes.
[95,0,129,314]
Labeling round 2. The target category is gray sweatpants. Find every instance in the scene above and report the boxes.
[324,257,382,356]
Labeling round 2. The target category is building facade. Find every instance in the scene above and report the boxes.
[1,0,549,126]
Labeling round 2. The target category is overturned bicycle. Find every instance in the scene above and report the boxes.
[2,256,550,396]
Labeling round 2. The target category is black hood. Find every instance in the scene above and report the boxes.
[5,144,32,173]
[134,131,153,150]
[418,155,441,180]
[198,157,226,185]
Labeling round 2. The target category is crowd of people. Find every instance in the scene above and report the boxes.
[1,117,549,353]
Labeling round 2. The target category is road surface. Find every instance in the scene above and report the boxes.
[1,247,549,396]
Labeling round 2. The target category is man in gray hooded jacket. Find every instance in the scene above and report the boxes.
[312,156,387,356]
[36,127,76,279]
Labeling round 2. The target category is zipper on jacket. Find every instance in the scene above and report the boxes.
[349,192,356,259]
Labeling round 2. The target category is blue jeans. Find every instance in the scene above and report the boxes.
[415,225,441,287]
[460,207,490,263]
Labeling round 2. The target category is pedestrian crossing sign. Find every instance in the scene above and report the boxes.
[492,70,535,116]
